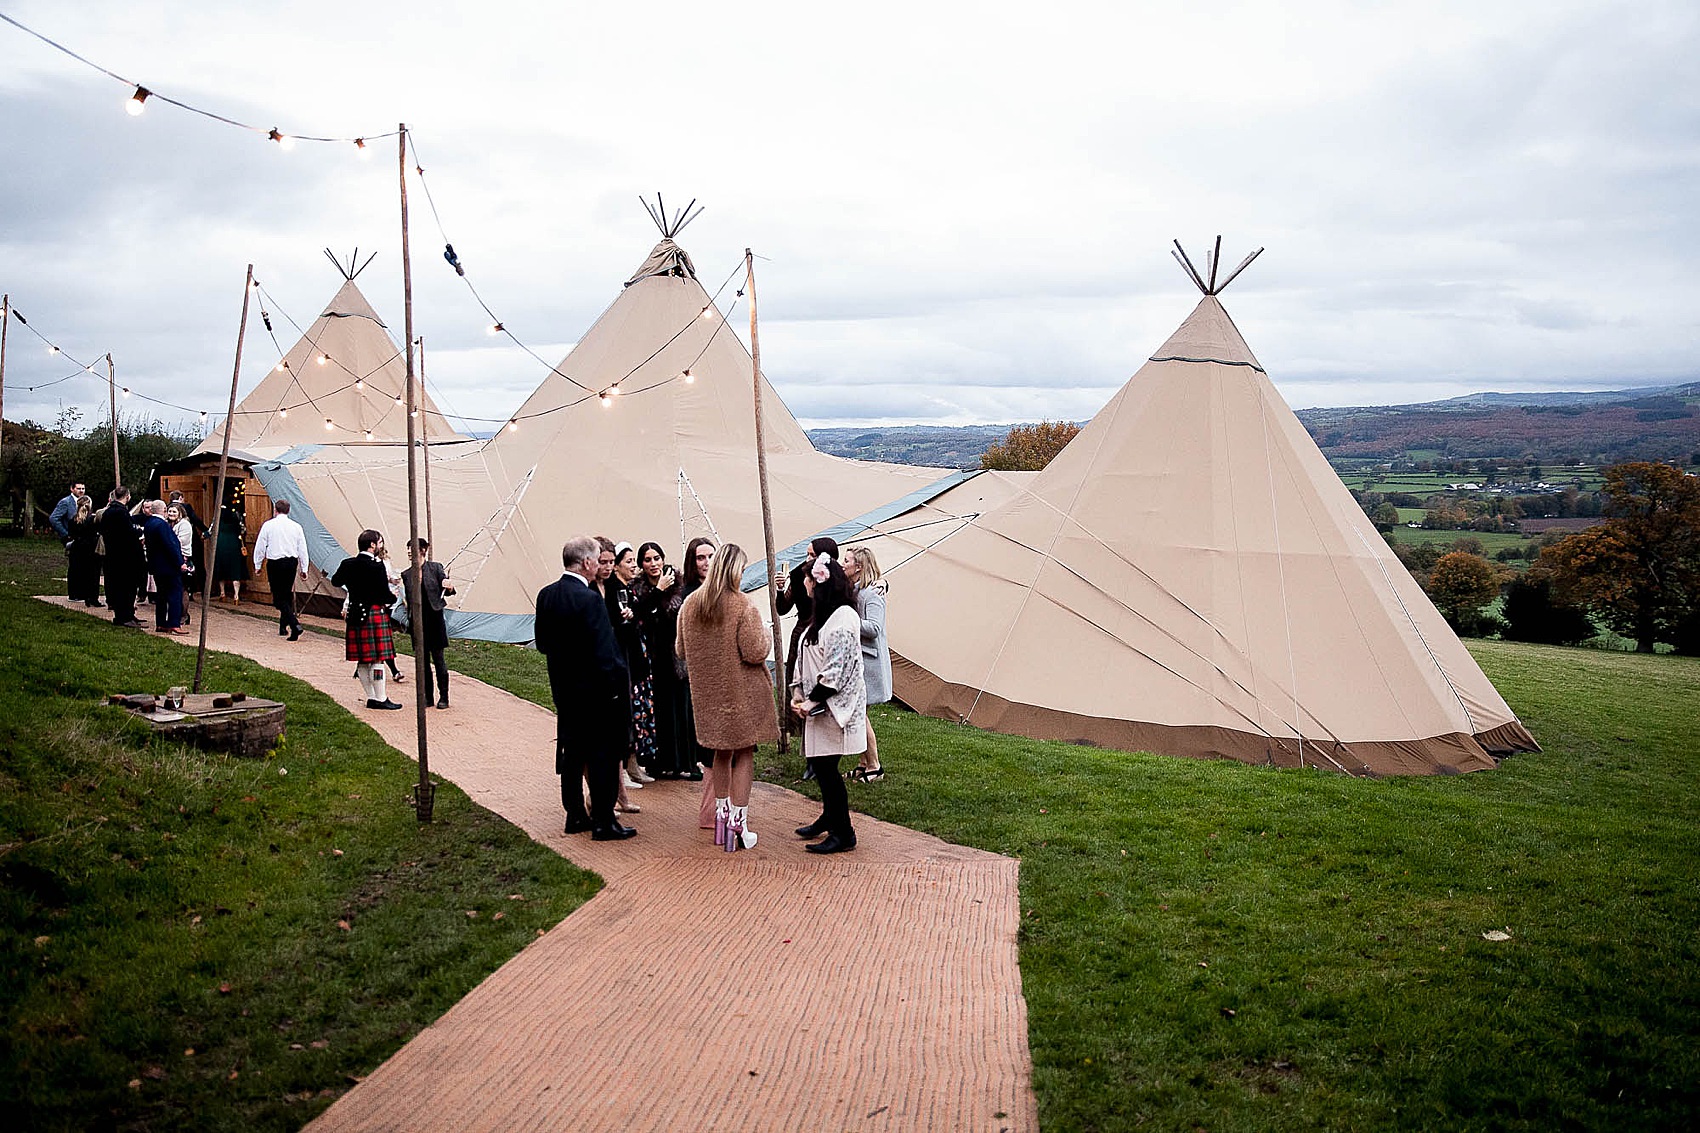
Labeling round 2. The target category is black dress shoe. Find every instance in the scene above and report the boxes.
[805,833,856,854]
[437,698,449,709]
[279,626,289,636]
[795,818,829,839]
[591,823,638,841]
[367,699,405,710]
[563,814,593,834]
[288,627,302,641]
[86,600,104,608]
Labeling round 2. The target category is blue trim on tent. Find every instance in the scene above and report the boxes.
[248,461,348,576]
[740,469,982,591]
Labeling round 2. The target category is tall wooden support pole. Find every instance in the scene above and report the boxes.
[746,249,789,753]
[1,294,10,483]
[399,124,434,823]
[418,336,434,547]
[106,354,121,490]
[194,265,252,693]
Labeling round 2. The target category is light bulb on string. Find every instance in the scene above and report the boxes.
[121,387,131,398]
[699,306,716,321]
[599,390,613,407]
[279,408,288,419]
[126,86,150,115]
[48,345,59,355]
[364,430,374,441]
[316,353,329,366]
[324,418,335,431]
[487,322,503,336]
[275,361,288,372]
[410,408,419,419]
[268,128,294,151]
[507,419,519,432]
[354,138,370,157]
[682,368,695,384]
[394,395,404,407]
[355,379,364,391]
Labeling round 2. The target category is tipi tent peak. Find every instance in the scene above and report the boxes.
[322,246,378,282]
[1171,236,1264,296]
[639,192,704,240]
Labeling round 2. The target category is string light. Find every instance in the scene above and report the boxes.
[268,128,295,151]
[354,378,364,390]
[199,411,208,423]
[487,322,503,335]
[275,361,288,372]
[507,419,518,431]
[699,306,716,321]
[120,387,131,398]
[279,408,288,419]
[354,137,369,156]
[599,391,613,407]
[682,368,694,384]
[125,85,149,115]
[324,417,334,430]
[48,344,59,354]
[364,430,374,440]
[316,352,329,365]
[394,394,404,406]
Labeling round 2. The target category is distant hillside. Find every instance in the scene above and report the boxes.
[1295,383,1700,463]
[807,424,1015,469]
[806,384,1700,469]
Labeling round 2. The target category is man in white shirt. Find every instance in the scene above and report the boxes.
[253,499,309,641]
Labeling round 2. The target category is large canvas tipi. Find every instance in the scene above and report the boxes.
[859,244,1538,775]
[255,216,960,638]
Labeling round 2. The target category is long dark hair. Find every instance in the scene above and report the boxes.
[802,558,854,645]
[682,536,716,593]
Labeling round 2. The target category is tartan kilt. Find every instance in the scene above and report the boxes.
[346,606,396,663]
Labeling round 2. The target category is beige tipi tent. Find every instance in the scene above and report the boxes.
[257,220,962,638]
[854,243,1538,776]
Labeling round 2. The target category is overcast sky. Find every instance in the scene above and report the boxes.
[1,0,1696,434]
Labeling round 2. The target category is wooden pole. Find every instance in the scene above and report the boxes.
[746,249,789,753]
[418,336,434,548]
[399,124,434,824]
[194,265,252,693]
[1,294,9,487]
[106,354,121,490]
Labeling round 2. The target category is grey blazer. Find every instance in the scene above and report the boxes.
[856,582,892,705]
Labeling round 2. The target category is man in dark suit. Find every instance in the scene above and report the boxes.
[535,534,635,841]
[99,487,146,627]
[140,500,190,634]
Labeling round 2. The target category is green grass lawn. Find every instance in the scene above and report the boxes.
[438,587,1699,1130]
[0,538,600,1132]
[1383,527,1533,556]
[7,535,1697,1131]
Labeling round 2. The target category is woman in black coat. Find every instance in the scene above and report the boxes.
[632,540,697,779]
[67,495,103,606]
[605,542,658,784]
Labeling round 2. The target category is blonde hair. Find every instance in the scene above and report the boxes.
[697,543,749,623]
[848,545,883,588]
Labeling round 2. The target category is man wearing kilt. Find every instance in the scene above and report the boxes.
[331,530,404,710]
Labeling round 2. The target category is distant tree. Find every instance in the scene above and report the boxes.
[1541,462,1700,652]
[1371,503,1400,532]
[979,420,1082,471]
[1500,573,1595,645]
[1426,552,1505,634]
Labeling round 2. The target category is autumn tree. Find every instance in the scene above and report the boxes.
[1426,551,1504,634]
[1541,462,1700,652]
[979,420,1082,471]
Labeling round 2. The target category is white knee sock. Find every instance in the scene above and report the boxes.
[356,663,378,700]
[369,665,388,702]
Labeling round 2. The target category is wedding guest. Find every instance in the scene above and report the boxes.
[49,480,84,594]
[633,541,695,778]
[790,555,864,854]
[845,545,890,782]
[67,494,103,607]
[167,503,196,625]
[212,503,247,601]
[330,530,403,710]
[676,543,779,852]
[607,542,657,807]
[141,500,191,635]
[253,499,308,640]
[403,538,455,709]
[99,488,146,627]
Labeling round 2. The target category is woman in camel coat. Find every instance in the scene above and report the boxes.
[676,543,779,851]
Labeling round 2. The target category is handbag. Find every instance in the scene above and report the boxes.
[95,533,107,557]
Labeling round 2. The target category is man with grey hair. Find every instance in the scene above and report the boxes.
[535,535,634,840]
[141,499,190,634]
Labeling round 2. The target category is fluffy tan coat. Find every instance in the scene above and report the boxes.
[676,589,779,750]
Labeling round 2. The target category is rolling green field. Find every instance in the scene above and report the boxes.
[4,535,1696,1131]
[1384,527,1532,555]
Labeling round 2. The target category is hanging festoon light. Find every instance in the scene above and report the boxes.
[121,387,131,398]
[268,128,294,151]
[355,378,364,391]
[275,360,288,372]
[487,322,503,335]
[682,368,695,384]
[507,419,519,432]
[279,407,289,419]
[394,394,404,407]
[316,353,329,366]
[126,85,150,115]
[354,137,370,157]
[364,430,374,441]
[699,305,715,321]
[324,417,334,431]
[48,344,59,354]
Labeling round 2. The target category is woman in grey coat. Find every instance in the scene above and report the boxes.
[844,546,890,782]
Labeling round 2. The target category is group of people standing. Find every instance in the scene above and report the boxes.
[50,480,224,635]
[537,531,891,856]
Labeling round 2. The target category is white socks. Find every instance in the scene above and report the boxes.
[357,663,388,701]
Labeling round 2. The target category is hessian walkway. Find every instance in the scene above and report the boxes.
[41,596,1037,1132]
